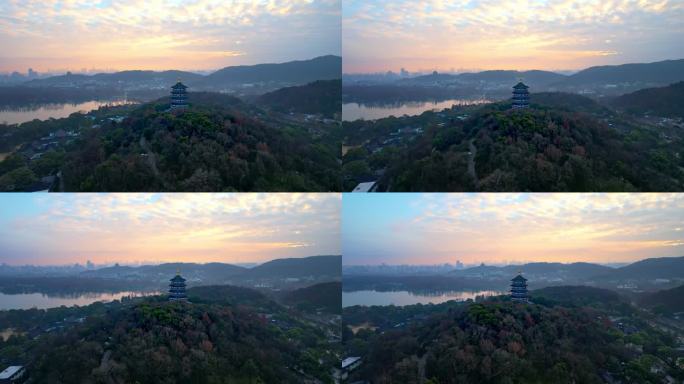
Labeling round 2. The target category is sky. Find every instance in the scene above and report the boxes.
[343,193,684,266]
[343,0,684,73]
[0,193,341,266]
[0,0,341,73]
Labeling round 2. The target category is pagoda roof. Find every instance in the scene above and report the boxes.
[172,81,187,89]
[513,82,529,89]
[511,274,527,282]
[170,274,186,282]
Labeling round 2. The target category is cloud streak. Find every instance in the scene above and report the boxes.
[0,0,341,72]
[343,0,684,72]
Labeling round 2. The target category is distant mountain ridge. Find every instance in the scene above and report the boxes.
[402,69,566,88]
[80,255,342,283]
[23,55,342,90]
[450,256,684,281]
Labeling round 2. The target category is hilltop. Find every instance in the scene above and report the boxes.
[1,285,339,383]
[342,288,683,383]
[0,91,341,192]
[357,93,684,192]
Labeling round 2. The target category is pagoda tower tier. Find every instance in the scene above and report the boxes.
[510,273,529,303]
[168,272,188,301]
[511,82,530,109]
[170,81,188,110]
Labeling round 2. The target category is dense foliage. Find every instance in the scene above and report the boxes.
[343,290,684,384]
[1,285,338,384]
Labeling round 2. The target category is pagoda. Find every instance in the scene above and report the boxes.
[170,81,188,110]
[168,270,188,302]
[510,272,529,303]
[511,81,530,109]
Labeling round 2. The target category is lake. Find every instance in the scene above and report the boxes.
[0,99,135,125]
[342,289,506,307]
[342,98,492,121]
[0,291,160,310]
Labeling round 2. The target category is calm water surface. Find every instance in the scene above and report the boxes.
[342,289,506,307]
[342,99,492,121]
[0,99,135,125]
[0,291,159,310]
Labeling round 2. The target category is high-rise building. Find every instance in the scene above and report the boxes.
[169,271,188,302]
[170,81,188,110]
[511,82,530,109]
[510,272,529,303]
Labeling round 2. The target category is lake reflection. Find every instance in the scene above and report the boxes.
[342,98,492,121]
[0,291,160,310]
[342,289,506,307]
[0,99,135,125]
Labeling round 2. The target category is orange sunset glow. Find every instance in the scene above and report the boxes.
[0,0,341,72]
[342,193,684,265]
[0,193,341,265]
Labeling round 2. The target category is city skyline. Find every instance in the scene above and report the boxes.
[0,0,341,72]
[343,193,684,265]
[0,193,341,265]
[343,0,684,73]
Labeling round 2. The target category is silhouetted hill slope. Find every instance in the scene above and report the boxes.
[531,285,625,308]
[248,255,341,279]
[611,81,684,117]
[201,55,342,86]
[257,79,341,118]
[282,282,341,314]
[603,256,684,279]
[639,284,684,313]
[556,59,684,87]
[385,100,684,191]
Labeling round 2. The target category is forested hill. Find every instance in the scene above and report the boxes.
[343,289,683,383]
[257,79,341,118]
[383,96,684,191]
[58,93,341,192]
[639,284,684,313]
[22,289,336,383]
[611,81,684,118]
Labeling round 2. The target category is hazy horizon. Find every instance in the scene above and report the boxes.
[341,57,684,76]
[343,0,684,73]
[0,0,341,73]
[343,193,684,265]
[0,193,341,265]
